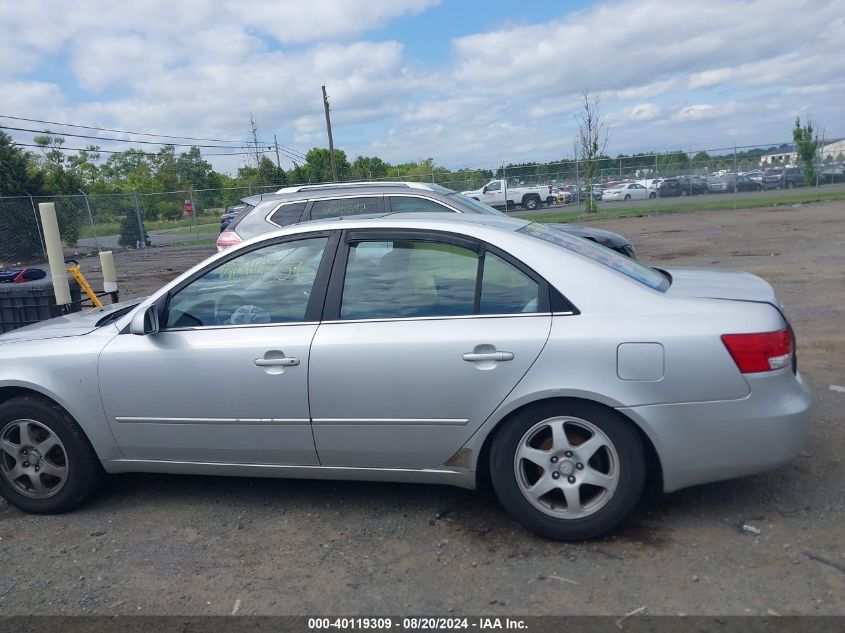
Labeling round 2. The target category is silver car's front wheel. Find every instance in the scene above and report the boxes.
[0,395,103,514]
[490,401,646,540]
[0,418,69,499]
[514,416,619,519]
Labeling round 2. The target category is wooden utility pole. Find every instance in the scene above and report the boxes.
[273,135,281,169]
[322,85,338,182]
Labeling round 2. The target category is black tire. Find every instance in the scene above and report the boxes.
[624,194,631,201]
[0,395,104,513]
[523,196,540,210]
[489,400,646,540]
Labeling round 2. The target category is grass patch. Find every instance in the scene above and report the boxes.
[519,190,845,223]
[153,223,218,236]
[79,214,219,239]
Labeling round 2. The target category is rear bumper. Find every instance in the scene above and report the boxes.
[619,369,811,493]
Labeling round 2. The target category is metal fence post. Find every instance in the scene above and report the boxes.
[26,193,47,258]
[189,186,198,241]
[78,189,99,252]
[133,191,146,249]
[733,142,738,210]
[575,158,580,208]
[502,163,509,213]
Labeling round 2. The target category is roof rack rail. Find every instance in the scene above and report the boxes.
[274,181,440,194]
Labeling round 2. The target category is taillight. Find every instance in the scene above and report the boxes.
[216,230,243,250]
[721,330,792,373]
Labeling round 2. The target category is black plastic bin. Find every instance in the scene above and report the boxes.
[0,277,82,334]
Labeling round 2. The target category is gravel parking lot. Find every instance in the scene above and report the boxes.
[1,201,843,616]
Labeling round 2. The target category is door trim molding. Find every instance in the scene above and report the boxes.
[312,418,469,426]
[114,416,311,425]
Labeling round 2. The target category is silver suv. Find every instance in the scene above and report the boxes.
[217,182,636,257]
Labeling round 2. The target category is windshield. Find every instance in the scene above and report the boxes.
[446,192,507,215]
[517,222,670,292]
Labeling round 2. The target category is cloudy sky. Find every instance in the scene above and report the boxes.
[1,0,843,173]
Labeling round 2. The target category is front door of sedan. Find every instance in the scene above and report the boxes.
[99,234,336,465]
[308,230,553,469]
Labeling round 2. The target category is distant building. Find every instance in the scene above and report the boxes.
[760,139,845,167]
[820,139,845,162]
[760,144,796,166]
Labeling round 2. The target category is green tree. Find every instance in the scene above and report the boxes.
[289,162,306,185]
[793,117,818,184]
[257,156,287,186]
[303,148,350,183]
[176,146,215,190]
[0,132,45,260]
[574,91,608,212]
[351,155,389,180]
[0,131,44,195]
[32,132,84,244]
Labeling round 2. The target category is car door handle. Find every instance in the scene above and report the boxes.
[462,351,514,362]
[254,357,300,367]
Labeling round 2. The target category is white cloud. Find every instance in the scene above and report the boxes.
[628,104,661,122]
[226,0,440,44]
[1,0,844,172]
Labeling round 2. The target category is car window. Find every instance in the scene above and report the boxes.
[485,181,501,192]
[518,223,670,292]
[388,196,454,214]
[481,252,540,314]
[268,201,307,227]
[341,240,479,319]
[310,197,379,220]
[164,237,328,328]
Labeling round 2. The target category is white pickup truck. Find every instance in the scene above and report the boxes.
[462,179,554,210]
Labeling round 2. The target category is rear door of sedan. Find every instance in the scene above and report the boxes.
[308,228,554,469]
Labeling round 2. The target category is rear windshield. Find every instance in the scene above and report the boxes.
[517,223,670,292]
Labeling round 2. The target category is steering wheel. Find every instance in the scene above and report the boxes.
[215,293,245,325]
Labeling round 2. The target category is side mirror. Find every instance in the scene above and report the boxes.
[130,304,160,335]
[481,186,488,193]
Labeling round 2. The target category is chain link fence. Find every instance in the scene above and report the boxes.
[2,141,842,268]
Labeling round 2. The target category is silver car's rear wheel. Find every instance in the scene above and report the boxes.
[0,419,69,499]
[489,401,645,540]
[514,416,619,519]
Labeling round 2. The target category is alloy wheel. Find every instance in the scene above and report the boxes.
[0,419,69,499]
[513,416,619,519]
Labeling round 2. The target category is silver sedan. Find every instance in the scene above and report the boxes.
[0,214,810,540]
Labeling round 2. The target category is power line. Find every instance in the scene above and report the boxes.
[12,141,272,157]
[0,113,309,160]
[0,113,274,145]
[0,124,269,149]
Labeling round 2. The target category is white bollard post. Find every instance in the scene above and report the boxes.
[99,250,118,293]
[38,202,72,307]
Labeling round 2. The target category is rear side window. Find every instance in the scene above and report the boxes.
[311,197,379,220]
[269,201,306,227]
[480,252,540,314]
[341,240,478,319]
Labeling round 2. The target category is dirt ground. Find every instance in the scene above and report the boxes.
[1,202,843,616]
